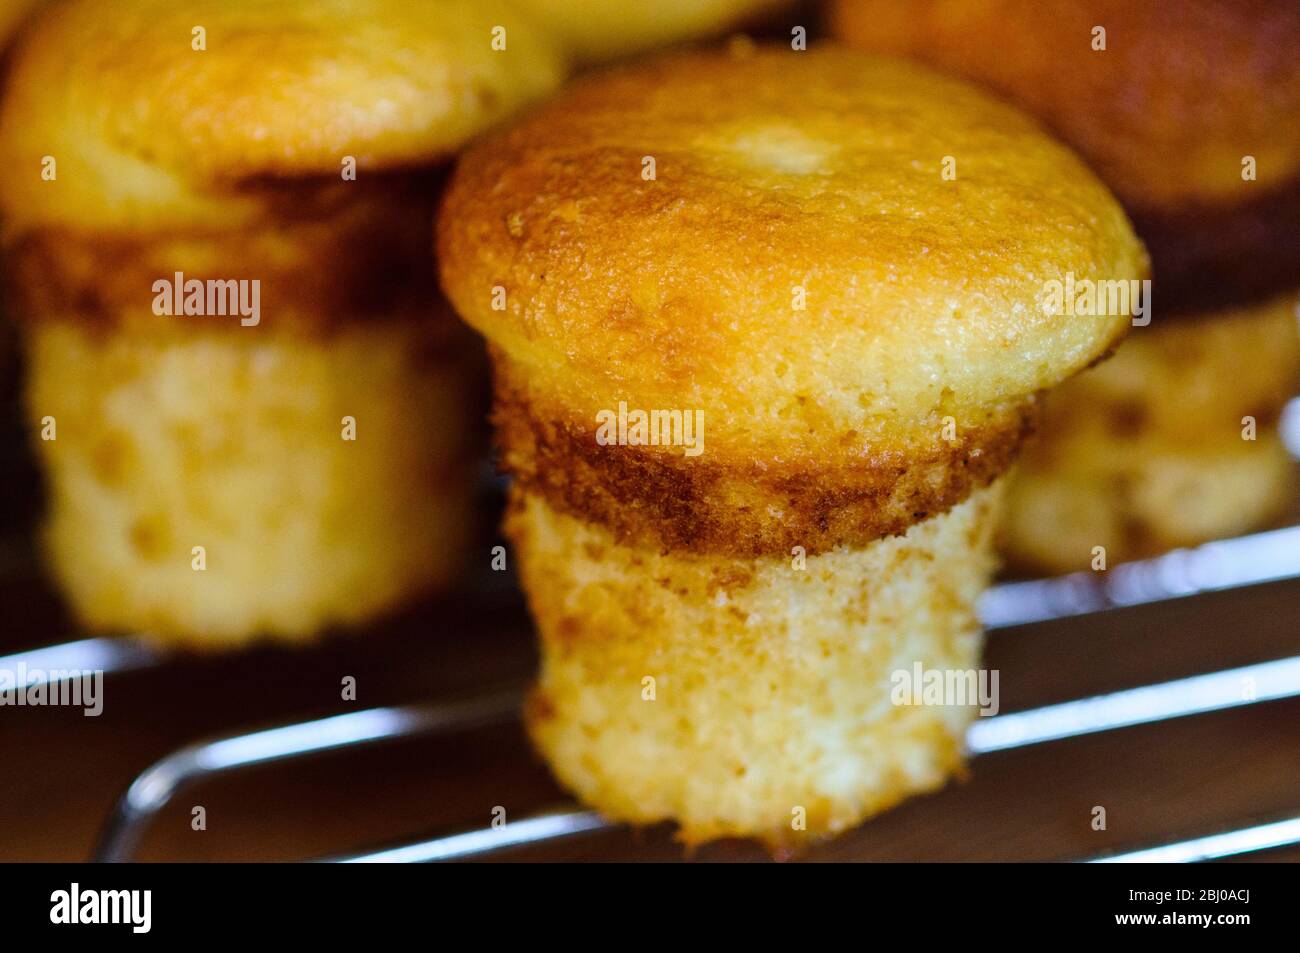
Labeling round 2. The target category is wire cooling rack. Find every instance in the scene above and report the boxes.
[3,399,1299,863]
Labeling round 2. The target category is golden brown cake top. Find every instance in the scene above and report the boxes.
[439,44,1146,457]
[829,0,1300,215]
[0,0,567,232]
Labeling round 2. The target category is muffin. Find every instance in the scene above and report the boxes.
[1001,294,1300,569]
[0,0,566,646]
[832,0,1300,572]
[439,45,1146,845]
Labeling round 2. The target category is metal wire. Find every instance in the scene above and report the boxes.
[329,809,609,863]
[1090,815,1300,863]
[0,636,159,684]
[331,809,1300,865]
[977,524,1300,628]
[965,656,1300,754]
[93,689,522,863]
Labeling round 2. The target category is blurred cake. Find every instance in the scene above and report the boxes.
[832,0,1300,572]
[0,0,567,646]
